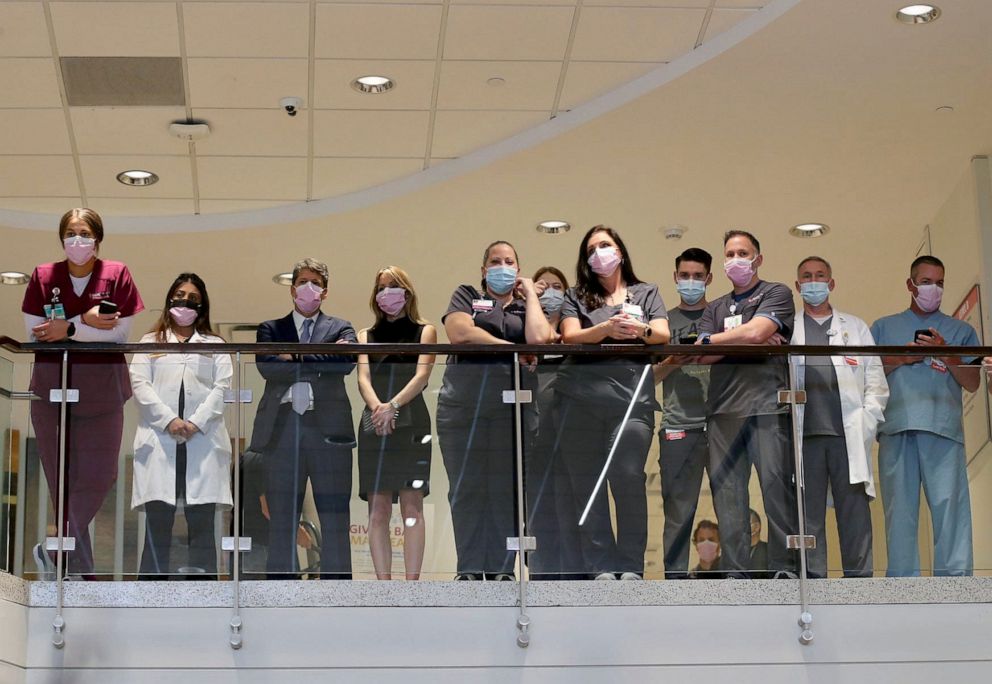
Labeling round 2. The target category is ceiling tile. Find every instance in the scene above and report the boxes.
[71,107,189,155]
[80,155,193,198]
[51,2,180,57]
[0,157,78,196]
[314,60,435,110]
[184,2,311,58]
[431,110,548,158]
[85,197,195,216]
[319,0,441,3]
[716,0,766,7]
[312,158,424,197]
[0,197,82,213]
[0,3,52,57]
[192,109,309,156]
[571,7,706,61]
[315,3,442,59]
[585,1,710,7]
[187,58,308,108]
[197,157,307,200]
[0,59,62,107]
[558,61,661,110]
[704,8,759,42]
[313,110,429,157]
[0,109,72,154]
[444,5,574,60]
[437,61,561,111]
[197,199,296,214]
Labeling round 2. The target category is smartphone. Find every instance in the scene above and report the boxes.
[679,333,699,344]
[914,328,931,342]
[98,300,118,315]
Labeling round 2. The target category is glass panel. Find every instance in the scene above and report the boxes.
[0,354,14,573]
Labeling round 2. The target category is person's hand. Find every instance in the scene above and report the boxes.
[915,327,946,348]
[900,342,926,366]
[764,333,787,346]
[276,353,295,361]
[533,279,550,297]
[514,276,537,299]
[614,316,647,341]
[371,402,397,435]
[81,305,119,330]
[183,421,200,439]
[166,418,186,437]
[519,354,538,372]
[603,314,639,340]
[32,318,70,342]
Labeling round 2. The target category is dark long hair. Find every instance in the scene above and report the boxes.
[573,225,641,310]
[149,273,219,342]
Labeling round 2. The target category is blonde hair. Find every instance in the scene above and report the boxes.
[368,266,428,327]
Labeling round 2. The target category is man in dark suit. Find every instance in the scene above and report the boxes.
[248,258,357,578]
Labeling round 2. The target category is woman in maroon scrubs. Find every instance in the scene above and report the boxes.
[21,208,143,577]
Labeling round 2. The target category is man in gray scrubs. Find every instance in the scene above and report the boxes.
[696,230,798,577]
[653,248,713,578]
[791,256,887,577]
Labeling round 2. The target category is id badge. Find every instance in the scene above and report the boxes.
[43,303,66,320]
[844,356,859,366]
[664,429,686,441]
[622,302,644,322]
[723,314,743,331]
[471,298,494,313]
[930,358,948,373]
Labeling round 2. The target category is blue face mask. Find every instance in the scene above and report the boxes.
[800,281,830,306]
[675,279,706,305]
[539,288,565,313]
[486,266,517,295]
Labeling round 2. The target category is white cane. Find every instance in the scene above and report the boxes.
[579,364,652,526]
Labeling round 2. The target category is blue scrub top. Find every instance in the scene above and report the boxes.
[870,308,979,443]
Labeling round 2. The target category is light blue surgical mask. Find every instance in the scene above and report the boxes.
[800,281,830,306]
[676,279,706,305]
[486,266,517,295]
[539,288,565,313]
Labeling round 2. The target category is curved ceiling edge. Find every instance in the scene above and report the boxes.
[0,0,801,235]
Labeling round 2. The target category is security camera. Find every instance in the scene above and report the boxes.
[280,97,303,117]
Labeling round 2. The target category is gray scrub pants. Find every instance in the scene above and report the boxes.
[658,427,709,578]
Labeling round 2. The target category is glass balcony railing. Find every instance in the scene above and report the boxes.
[1,336,988,645]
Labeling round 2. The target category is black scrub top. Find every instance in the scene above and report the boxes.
[555,282,667,411]
[439,284,533,409]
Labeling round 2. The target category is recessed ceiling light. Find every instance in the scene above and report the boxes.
[272,272,293,286]
[116,169,158,186]
[935,105,954,113]
[536,220,570,234]
[896,4,941,24]
[486,77,506,87]
[1,271,29,285]
[789,223,831,238]
[351,75,394,94]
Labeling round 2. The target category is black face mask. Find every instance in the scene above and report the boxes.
[169,298,202,311]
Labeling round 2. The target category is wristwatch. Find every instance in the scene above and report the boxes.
[643,326,652,339]
[389,399,401,411]
[66,322,76,338]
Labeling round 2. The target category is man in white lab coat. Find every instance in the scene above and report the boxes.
[790,256,889,577]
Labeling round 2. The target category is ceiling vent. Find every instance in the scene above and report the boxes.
[61,57,185,107]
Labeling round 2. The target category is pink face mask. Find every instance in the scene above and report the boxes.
[169,306,198,327]
[375,287,407,316]
[724,256,756,287]
[64,236,96,266]
[912,283,943,313]
[696,540,719,564]
[294,282,323,315]
[588,247,622,277]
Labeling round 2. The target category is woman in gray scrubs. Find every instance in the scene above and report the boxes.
[437,241,553,580]
[557,225,670,580]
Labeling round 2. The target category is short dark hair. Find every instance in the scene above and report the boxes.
[911,255,944,279]
[797,255,832,275]
[693,519,719,543]
[724,229,760,253]
[675,248,712,273]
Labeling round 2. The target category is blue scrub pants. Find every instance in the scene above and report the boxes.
[878,430,973,576]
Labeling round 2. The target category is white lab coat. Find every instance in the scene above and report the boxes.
[129,330,233,509]
[790,309,889,498]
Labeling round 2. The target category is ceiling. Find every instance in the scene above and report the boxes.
[0,0,767,217]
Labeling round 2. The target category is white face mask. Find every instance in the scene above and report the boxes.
[912,282,943,313]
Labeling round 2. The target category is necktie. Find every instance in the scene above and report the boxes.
[292,318,315,414]
[300,318,314,343]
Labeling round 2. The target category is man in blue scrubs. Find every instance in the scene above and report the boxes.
[870,256,980,576]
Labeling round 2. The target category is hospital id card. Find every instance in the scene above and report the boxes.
[723,314,743,331]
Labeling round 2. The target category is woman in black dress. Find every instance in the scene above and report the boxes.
[357,266,437,580]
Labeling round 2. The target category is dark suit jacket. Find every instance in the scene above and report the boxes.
[248,311,357,453]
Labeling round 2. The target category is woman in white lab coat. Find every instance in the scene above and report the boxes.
[130,273,232,579]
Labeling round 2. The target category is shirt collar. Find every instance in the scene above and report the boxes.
[292,310,318,332]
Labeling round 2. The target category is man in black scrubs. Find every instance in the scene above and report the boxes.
[697,230,798,577]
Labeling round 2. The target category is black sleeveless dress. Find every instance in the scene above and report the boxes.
[357,318,432,501]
